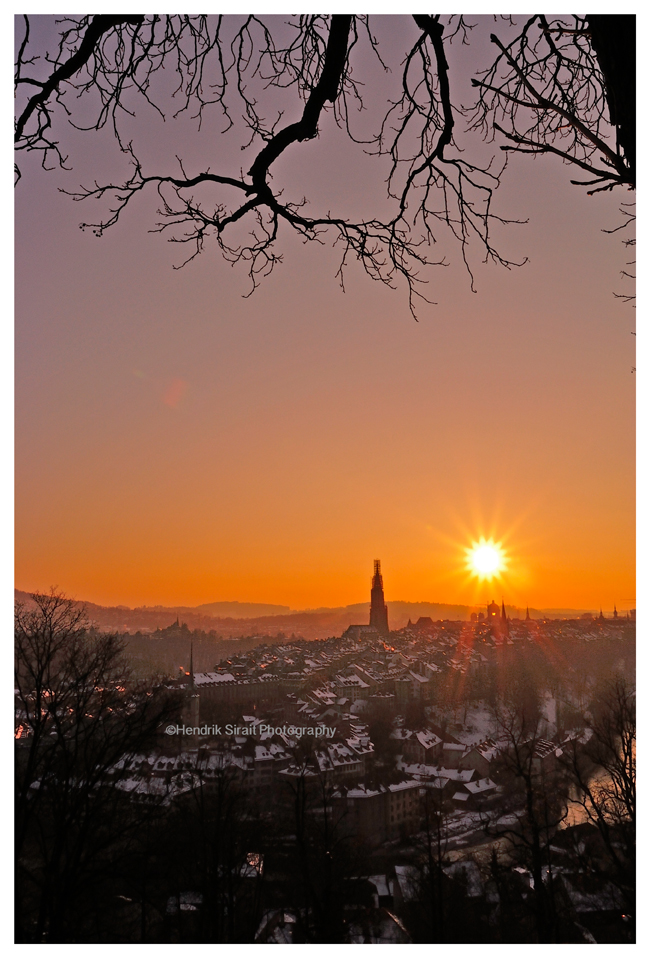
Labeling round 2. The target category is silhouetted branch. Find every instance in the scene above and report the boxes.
[470,15,634,190]
[15,14,634,315]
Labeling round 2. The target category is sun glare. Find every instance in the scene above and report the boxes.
[466,539,506,580]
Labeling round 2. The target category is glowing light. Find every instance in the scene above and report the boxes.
[465,538,507,580]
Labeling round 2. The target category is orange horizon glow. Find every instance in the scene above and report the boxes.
[15,520,635,613]
[15,19,634,617]
[15,478,635,612]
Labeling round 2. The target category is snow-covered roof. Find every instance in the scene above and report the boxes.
[193,671,235,685]
[560,876,625,913]
[368,875,390,898]
[415,729,442,750]
[464,777,497,795]
[394,865,419,902]
[344,785,383,799]
[387,780,421,793]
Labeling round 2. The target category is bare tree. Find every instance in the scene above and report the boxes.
[562,677,635,920]
[413,784,451,941]
[15,590,180,942]
[483,703,571,943]
[161,749,266,943]
[471,15,634,194]
[276,741,370,943]
[14,15,635,315]
[471,14,635,308]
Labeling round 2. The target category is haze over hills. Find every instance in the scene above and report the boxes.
[178,601,291,617]
[14,589,604,641]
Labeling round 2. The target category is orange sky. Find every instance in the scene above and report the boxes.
[14,16,635,613]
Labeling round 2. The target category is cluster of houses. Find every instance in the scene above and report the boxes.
[98,616,587,844]
[183,611,633,718]
[187,628,481,714]
[109,706,518,842]
[168,825,630,944]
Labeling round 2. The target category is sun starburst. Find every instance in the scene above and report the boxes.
[465,538,507,580]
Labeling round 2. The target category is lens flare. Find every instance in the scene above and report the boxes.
[466,538,507,580]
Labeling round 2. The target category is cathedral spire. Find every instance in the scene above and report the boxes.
[369,560,389,634]
[525,605,530,621]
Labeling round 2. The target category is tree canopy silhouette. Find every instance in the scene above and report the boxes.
[15,14,635,315]
[14,590,181,942]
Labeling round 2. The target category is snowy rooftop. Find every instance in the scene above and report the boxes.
[193,671,235,685]
[464,777,497,795]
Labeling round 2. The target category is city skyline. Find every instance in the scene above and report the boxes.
[15,15,635,613]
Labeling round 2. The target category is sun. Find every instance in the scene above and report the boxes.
[465,538,507,580]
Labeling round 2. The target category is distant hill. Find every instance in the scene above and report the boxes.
[188,600,291,617]
[15,589,603,641]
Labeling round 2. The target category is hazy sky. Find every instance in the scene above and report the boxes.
[15,14,635,611]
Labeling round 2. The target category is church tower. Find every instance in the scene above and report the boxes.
[369,560,389,634]
[501,598,510,636]
[487,599,500,622]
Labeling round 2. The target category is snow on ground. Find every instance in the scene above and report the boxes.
[441,704,498,746]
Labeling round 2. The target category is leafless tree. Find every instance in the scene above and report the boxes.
[471,15,634,193]
[562,677,635,919]
[161,749,266,942]
[483,703,571,943]
[14,15,635,316]
[471,14,635,308]
[413,784,451,941]
[277,741,370,943]
[15,590,180,942]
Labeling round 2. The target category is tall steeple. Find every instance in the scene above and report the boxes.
[189,639,194,689]
[369,560,389,634]
[525,606,531,621]
[501,598,510,636]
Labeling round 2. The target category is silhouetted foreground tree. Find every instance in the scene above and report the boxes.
[15,14,635,314]
[161,751,268,942]
[483,677,635,942]
[484,703,571,943]
[470,15,634,193]
[409,785,453,942]
[562,677,635,929]
[276,744,371,943]
[15,590,180,942]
